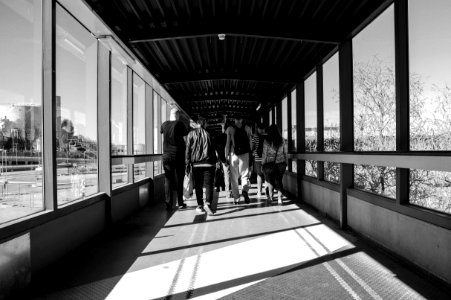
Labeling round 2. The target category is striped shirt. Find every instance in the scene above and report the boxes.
[251,134,266,162]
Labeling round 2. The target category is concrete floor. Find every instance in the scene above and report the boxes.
[22,188,450,299]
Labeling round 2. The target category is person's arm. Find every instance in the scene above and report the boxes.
[185,133,192,173]
[246,126,253,150]
[224,128,232,161]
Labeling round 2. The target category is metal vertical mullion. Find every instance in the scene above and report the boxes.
[42,0,57,210]
[145,84,153,176]
[97,42,112,224]
[287,90,292,171]
[395,0,410,205]
[127,68,134,183]
[339,40,354,229]
[317,65,325,181]
[297,82,305,202]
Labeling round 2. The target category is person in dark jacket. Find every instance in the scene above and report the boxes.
[185,115,217,215]
[161,108,188,211]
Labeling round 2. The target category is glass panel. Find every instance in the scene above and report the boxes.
[291,160,297,173]
[409,0,451,150]
[0,0,43,223]
[291,89,297,152]
[161,98,167,125]
[269,109,273,125]
[56,5,98,205]
[354,164,396,198]
[112,164,127,189]
[111,51,127,156]
[305,72,317,152]
[153,91,159,154]
[410,169,451,214]
[154,161,161,176]
[148,162,154,179]
[324,162,340,184]
[133,163,146,182]
[305,160,317,178]
[353,5,395,151]
[133,74,145,155]
[323,53,340,152]
[281,97,288,142]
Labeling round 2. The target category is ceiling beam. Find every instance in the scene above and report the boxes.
[128,23,341,44]
[160,73,299,84]
[175,94,281,103]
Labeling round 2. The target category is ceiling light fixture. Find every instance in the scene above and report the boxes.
[218,33,226,41]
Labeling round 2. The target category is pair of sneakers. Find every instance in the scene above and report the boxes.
[196,204,214,216]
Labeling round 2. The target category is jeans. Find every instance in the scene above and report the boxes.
[229,153,250,200]
[192,166,215,206]
[163,157,185,207]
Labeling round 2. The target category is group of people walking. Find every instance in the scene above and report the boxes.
[160,107,287,216]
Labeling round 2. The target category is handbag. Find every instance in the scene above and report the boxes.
[183,172,193,199]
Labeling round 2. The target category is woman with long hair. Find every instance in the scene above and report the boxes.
[261,124,287,205]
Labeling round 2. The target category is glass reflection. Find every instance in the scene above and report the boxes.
[0,0,43,223]
[305,72,317,152]
[290,89,297,152]
[56,4,98,204]
[133,74,145,155]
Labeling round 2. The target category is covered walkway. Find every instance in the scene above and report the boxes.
[26,189,448,299]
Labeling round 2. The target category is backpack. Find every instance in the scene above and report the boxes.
[233,125,250,155]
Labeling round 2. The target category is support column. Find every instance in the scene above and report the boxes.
[296,82,305,202]
[395,0,410,205]
[97,42,112,224]
[42,0,57,210]
[316,65,324,181]
[127,68,134,183]
[339,40,354,229]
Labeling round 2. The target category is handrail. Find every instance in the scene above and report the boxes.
[288,152,451,172]
[111,154,162,165]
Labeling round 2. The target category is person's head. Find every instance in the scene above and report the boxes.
[266,124,283,147]
[169,107,180,121]
[256,121,266,134]
[222,119,231,133]
[195,115,207,128]
[234,116,243,128]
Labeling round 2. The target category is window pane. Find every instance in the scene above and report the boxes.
[133,163,146,182]
[324,162,340,184]
[291,160,297,173]
[269,109,273,125]
[133,74,145,154]
[0,0,43,223]
[56,5,98,205]
[409,0,451,150]
[323,53,340,152]
[291,89,297,152]
[305,72,317,152]
[281,97,288,142]
[153,92,159,154]
[305,160,317,178]
[354,164,396,198]
[111,51,127,156]
[112,164,128,189]
[410,169,451,214]
[353,5,396,151]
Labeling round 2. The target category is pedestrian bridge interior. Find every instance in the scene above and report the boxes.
[0,0,451,299]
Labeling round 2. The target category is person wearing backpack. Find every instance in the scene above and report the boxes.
[225,116,253,204]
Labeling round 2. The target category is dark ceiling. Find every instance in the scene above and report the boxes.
[85,0,390,129]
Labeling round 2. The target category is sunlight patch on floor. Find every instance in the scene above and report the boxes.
[105,223,354,300]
